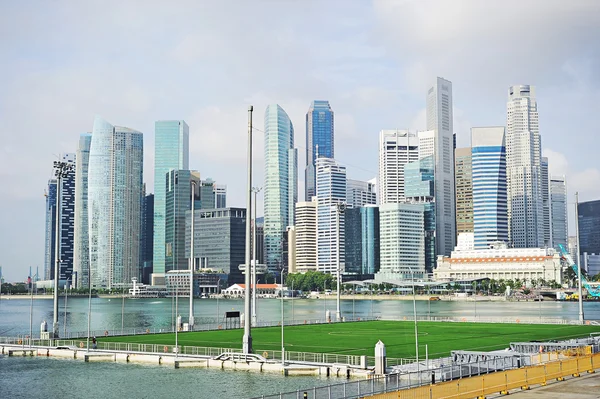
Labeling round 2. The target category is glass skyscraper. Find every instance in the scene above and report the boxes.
[305,101,334,201]
[550,176,568,249]
[578,200,600,256]
[345,205,380,276]
[471,127,508,249]
[74,134,91,288]
[264,104,297,273]
[44,179,57,281]
[141,191,154,284]
[153,120,189,276]
[88,116,143,289]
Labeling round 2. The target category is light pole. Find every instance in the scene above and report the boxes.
[189,180,197,330]
[280,266,285,366]
[335,201,346,322]
[29,273,33,347]
[175,283,179,358]
[63,278,69,337]
[412,272,419,364]
[575,192,584,323]
[216,278,221,327]
[52,160,74,338]
[121,284,125,334]
[86,257,93,352]
[251,187,262,327]
[243,105,254,354]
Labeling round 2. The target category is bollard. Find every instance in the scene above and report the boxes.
[375,340,387,375]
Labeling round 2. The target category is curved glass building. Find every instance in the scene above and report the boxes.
[305,100,334,201]
[88,116,143,288]
[264,105,297,273]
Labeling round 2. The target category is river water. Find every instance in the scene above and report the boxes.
[1,296,599,399]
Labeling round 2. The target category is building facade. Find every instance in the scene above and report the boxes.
[550,176,568,249]
[153,120,189,277]
[471,127,508,249]
[264,104,297,273]
[378,130,419,204]
[541,157,551,247]
[455,147,473,234]
[316,157,346,274]
[88,116,143,289]
[294,200,317,273]
[426,77,456,256]
[44,179,57,281]
[506,85,543,248]
[74,134,91,288]
[578,200,600,256]
[214,184,227,208]
[346,179,376,208]
[305,100,334,201]
[141,191,154,284]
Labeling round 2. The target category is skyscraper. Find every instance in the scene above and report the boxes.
[305,101,334,201]
[455,147,473,234]
[426,77,456,257]
[578,200,600,256]
[141,190,154,284]
[264,104,297,272]
[214,184,227,208]
[550,176,568,249]
[153,120,189,277]
[471,127,508,249]
[378,130,419,204]
[506,85,543,248]
[346,179,376,208]
[294,200,317,273]
[88,116,143,289]
[541,157,551,247]
[74,134,92,288]
[344,205,380,276]
[316,157,346,274]
[44,153,76,283]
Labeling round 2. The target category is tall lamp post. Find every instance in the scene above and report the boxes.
[251,187,262,327]
[243,105,254,354]
[575,192,584,323]
[335,201,346,322]
[53,160,74,338]
[189,179,197,330]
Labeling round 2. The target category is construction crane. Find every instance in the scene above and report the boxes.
[557,244,600,298]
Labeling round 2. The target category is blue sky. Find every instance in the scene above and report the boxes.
[1,0,599,282]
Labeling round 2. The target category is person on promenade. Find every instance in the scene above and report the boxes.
[92,336,97,349]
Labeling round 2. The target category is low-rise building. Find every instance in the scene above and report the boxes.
[434,243,563,283]
[222,283,280,297]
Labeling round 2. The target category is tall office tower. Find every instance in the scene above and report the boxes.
[74,134,92,288]
[250,216,265,265]
[418,130,435,159]
[294,200,317,273]
[316,157,347,274]
[153,120,189,277]
[471,127,508,249]
[165,170,200,272]
[378,203,425,279]
[346,179,376,208]
[550,176,568,249]
[305,101,334,201]
[344,207,362,274]
[541,157,551,247]
[426,77,456,256]
[506,85,543,248]
[405,155,436,272]
[344,205,380,276]
[44,153,76,283]
[568,236,578,261]
[141,191,154,284]
[455,148,473,234]
[577,200,600,256]
[44,179,57,281]
[214,184,227,208]
[198,178,216,210]
[264,104,297,273]
[88,116,143,288]
[378,130,419,204]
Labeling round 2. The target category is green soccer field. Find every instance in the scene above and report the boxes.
[98,321,599,359]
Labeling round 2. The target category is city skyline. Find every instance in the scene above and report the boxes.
[1,1,600,280]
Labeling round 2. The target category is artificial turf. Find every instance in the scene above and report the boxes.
[97,321,600,359]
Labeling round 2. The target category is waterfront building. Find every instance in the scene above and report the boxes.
[74,134,91,288]
[426,77,456,256]
[264,104,297,273]
[344,205,380,276]
[251,217,265,265]
[455,147,473,234]
[141,190,154,284]
[377,203,425,280]
[165,170,200,272]
[471,127,508,249]
[405,155,436,272]
[346,179,376,208]
[434,243,563,284]
[165,269,227,296]
[294,200,317,273]
[88,116,143,289]
[578,200,600,256]
[44,153,76,284]
[378,130,419,204]
[305,100,334,201]
[581,253,600,278]
[316,157,346,274]
[344,207,362,275]
[541,157,551,247]
[153,120,189,277]
[214,184,227,208]
[550,176,568,250]
[185,207,246,284]
[506,85,543,248]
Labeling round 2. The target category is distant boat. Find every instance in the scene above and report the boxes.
[200,293,209,299]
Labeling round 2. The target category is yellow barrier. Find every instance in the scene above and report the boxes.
[365,353,600,399]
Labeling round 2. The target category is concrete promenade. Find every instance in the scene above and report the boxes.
[497,372,600,398]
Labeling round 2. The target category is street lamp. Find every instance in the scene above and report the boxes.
[52,160,74,338]
[280,264,285,366]
[63,278,70,337]
[243,105,254,354]
[251,187,262,327]
[189,179,197,330]
[574,192,584,323]
[335,201,346,322]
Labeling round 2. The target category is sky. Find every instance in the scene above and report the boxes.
[0,0,599,282]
